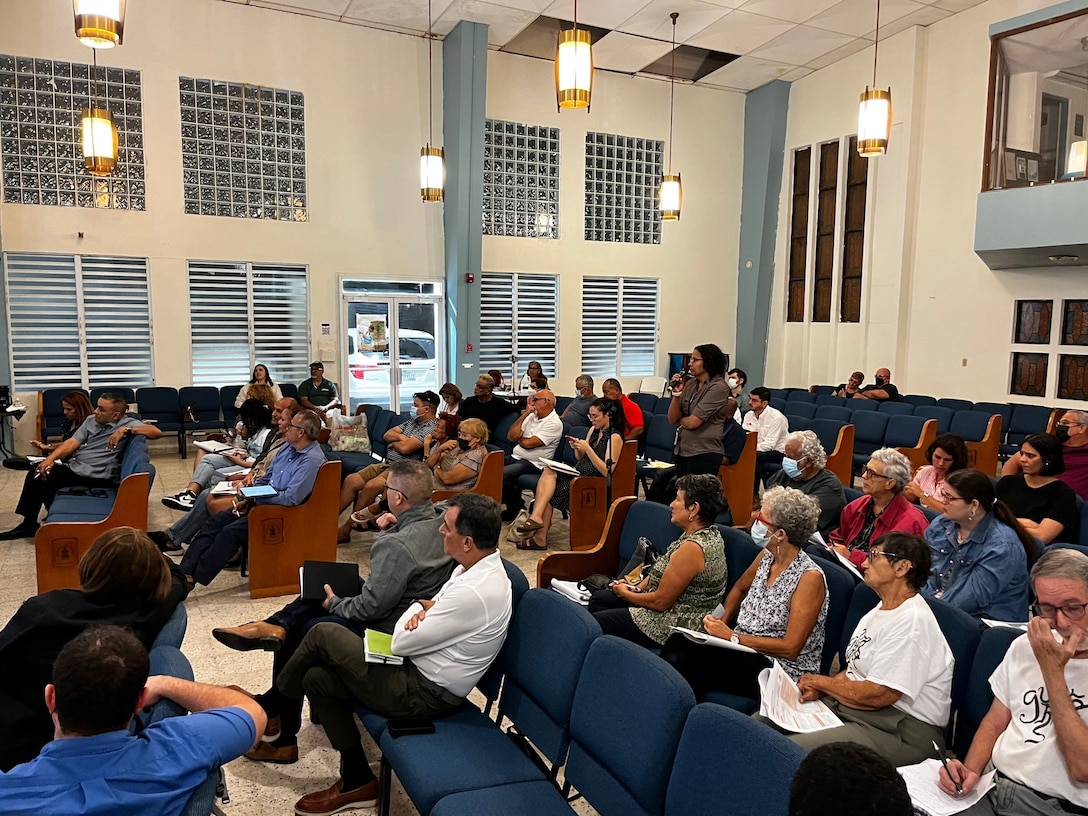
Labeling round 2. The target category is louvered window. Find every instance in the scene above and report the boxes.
[581,277,659,377]
[478,273,559,382]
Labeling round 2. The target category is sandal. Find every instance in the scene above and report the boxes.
[351,518,380,532]
[515,518,545,534]
[351,507,377,525]
[515,539,548,551]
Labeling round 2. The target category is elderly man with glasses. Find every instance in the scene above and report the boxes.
[179,409,326,586]
[939,548,1088,815]
[1003,409,1088,501]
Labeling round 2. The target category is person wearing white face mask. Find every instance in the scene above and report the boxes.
[761,431,845,538]
[661,486,828,700]
[727,367,748,421]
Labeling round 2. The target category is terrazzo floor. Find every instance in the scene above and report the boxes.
[0,438,591,816]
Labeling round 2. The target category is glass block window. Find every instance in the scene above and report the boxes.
[0,54,145,210]
[478,273,559,381]
[581,277,660,377]
[179,77,307,221]
[1013,299,1053,344]
[1010,352,1048,397]
[584,132,663,244]
[3,252,153,390]
[188,261,310,386]
[483,119,559,239]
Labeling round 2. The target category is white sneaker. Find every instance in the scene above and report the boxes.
[162,490,197,511]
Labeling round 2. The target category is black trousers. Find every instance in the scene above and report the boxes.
[646,452,723,504]
[659,633,772,699]
[588,589,659,649]
[14,464,115,522]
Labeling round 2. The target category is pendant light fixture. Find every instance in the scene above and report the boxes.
[420,0,444,202]
[555,0,593,110]
[82,51,117,176]
[857,0,891,157]
[73,0,126,49]
[659,12,682,221]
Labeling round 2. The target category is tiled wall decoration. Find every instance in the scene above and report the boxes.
[1058,354,1088,400]
[1009,351,1049,398]
[180,77,307,221]
[483,118,559,239]
[584,132,663,245]
[1062,300,1088,346]
[1013,299,1052,344]
[0,54,145,210]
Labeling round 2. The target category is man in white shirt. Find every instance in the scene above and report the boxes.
[742,386,790,488]
[500,388,563,521]
[939,548,1088,815]
[276,493,513,816]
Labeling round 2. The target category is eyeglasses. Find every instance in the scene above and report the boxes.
[386,485,406,501]
[288,423,305,432]
[1058,421,1084,428]
[861,466,891,480]
[943,495,965,504]
[1032,602,1088,621]
[867,550,906,563]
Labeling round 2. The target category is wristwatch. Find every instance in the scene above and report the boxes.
[124,426,133,437]
[730,633,740,644]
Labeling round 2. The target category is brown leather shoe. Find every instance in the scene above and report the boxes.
[295,779,379,816]
[245,739,299,764]
[212,621,286,652]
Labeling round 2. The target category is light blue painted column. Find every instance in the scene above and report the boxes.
[442,21,487,392]
[735,80,790,387]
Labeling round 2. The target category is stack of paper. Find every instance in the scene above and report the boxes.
[364,629,403,665]
[758,661,844,734]
[550,579,591,605]
[897,759,995,816]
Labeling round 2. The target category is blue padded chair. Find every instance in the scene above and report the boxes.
[219,385,242,419]
[808,418,845,460]
[950,410,995,443]
[851,411,891,469]
[366,410,399,458]
[517,433,575,494]
[637,417,679,491]
[135,386,184,456]
[279,382,299,401]
[1055,541,1088,558]
[785,415,810,432]
[903,394,938,407]
[665,704,805,816]
[769,389,789,401]
[815,406,851,423]
[786,401,816,420]
[914,406,955,435]
[564,637,697,816]
[937,397,975,413]
[974,402,1012,434]
[496,589,602,779]
[40,387,88,442]
[638,409,653,457]
[654,396,672,415]
[884,414,931,453]
[813,556,857,675]
[179,386,223,431]
[786,391,817,404]
[770,398,788,413]
[493,411,520,457]
[90,386,137,405]
[1002,403,1054,458]
[953,626,1021,757]
[630,392,657,413]
[811,385,835,396]
[877,401,915,416]
[849,401,880,414]
[554,395,572,414]
[615,500,682,575]
[717,525,761,596]
[815,395,848,407]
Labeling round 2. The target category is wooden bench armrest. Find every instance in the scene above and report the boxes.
[537,496,636,587]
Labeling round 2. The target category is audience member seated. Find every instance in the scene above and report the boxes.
[460,374,518,435]
[235,362,283,408]
[0,626,263,815]
[179,410,325,586]
[743,386,790,487]
[486,369,507,391]
[425,416,489,491]
[514,398,626,551]
[1003,409,1088,501]
[790,742,914,816]
[0,392,163,541]
[763,430,846,538]
[761,532,953,765]
[214,461,455,765]
[662,487,828,698]
[667,344,732,478]
[903,433,969,515]
[517,360,544,394]
[727,367,749,413]
[831,371,865,399]
[30,390,94,454]
[297,361,341,420]
[601,377,646,439]
[500,389,563,521]
[162,398,274,511]
[996,433,1079,546]
[588,474,728,648]
[829,448,928,569]
[922,469,1035,621]
[0,527,190,771]
[149,398,298,555]
[853,367,900,401]
[273,494,512,815]
[647,396,745,506]
[436,382,462,416]
[938,549,1088,816]
[559,374,597,426]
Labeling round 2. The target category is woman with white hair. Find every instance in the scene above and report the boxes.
[830,448,929,569]
[763,430,846,537]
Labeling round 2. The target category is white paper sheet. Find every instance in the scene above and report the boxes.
[897,759,995,816]
[982,619,1028,631]
[757,662,844,734]
[550,579,590,605]
[671,626,759,653]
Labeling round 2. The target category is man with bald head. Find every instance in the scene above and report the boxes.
[500,388,563,521]
[854,368,900,402]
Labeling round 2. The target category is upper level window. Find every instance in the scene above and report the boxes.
[984,8,1088,190]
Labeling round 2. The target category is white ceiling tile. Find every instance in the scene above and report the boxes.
[806,0,923,38]
[257,0,352,13]
[699,54,793,90]
[803,35,870,69]
[929,0,986,12]
[686,10,796,55]
[249,0,344,20]
[343,0,457,31]
[736,0,840,24]
[877,3,951,38]
[433,0,540,44]
[779,65,813,81]
[541,0,655,30]
[750,23,854,65]
[614,0,731,42]
[590,30,674,72]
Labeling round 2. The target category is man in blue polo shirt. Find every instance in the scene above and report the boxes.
[0,625,263,816]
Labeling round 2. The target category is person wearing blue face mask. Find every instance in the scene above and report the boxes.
[761,431,845,538]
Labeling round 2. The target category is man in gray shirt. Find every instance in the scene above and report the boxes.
[1,392,162,540]
[560,374,596,426]
[211,460,455,764]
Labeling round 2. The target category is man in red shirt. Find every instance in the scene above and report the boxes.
[601,379,645,440]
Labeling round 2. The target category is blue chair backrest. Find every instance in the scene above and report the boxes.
[914,406,954,434]
[665,703,805,816]
[768,389,789,401]
[844,487,863,503]
[877,401,914,416]
[475,558,530,708]
[638,410,653,457]
[279,382,299,400]
[884,414,928,448]
[360,404,381,434]
[1005,403,1053,449]
[120,434,152,479]
[219,385,242,418]
[937,398,975,413]
[950,410,993,443]
[974,402,1012,431]
[812,556,856,675]
[953,626,1021,756]
[630,392,657,412]
[815,406,851,423]
[91,386,137,405]
[368,410,399,457]
[717,526,761,596]
[493,412,520,456]
[498,589,602,768]
[811,385,835,396]
[1055,541,1088,558]
[851,411,890,457]
[654,396,673,415]
[617,501,681,575]
[179,386,221,424]
[554,395,573,414]
[903,394,938,407]
[41,388,86,439]
[770,398,788,413]
[849,401,880,415]
[786,402,816,419]
[808,418,846,459]
[786,391,817,404]
[785,415,810,432]
[135,387,181,430]
[644,417,679,463]
[567,637,696,816]
[815,395,848,407]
